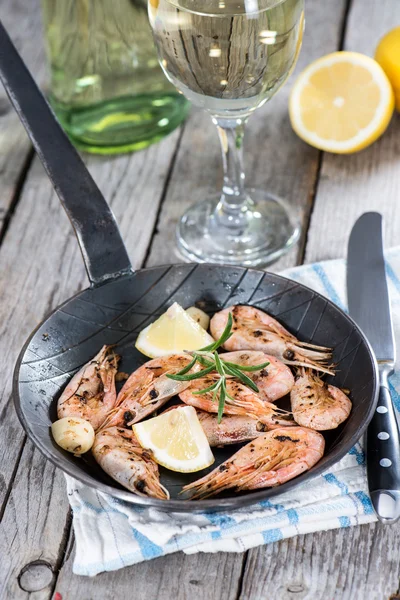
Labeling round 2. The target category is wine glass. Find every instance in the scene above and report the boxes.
[148,0,305,266]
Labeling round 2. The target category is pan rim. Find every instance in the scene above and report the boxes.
[12,264,379,513]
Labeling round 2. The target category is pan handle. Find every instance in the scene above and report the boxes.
[0,21,132,286]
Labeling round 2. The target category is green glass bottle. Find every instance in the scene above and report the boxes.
[41,0,189,154]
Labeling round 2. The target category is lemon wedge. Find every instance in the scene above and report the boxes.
[375,27,400,111]
[133,406,215,472]
[135,302,214,358]
[289,51,395,154]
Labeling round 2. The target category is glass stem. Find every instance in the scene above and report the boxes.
[213,116,249,232]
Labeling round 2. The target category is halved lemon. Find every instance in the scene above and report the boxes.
[289,51,395,154]
[133,406,215,472]
[135,302,214,358]
[375,27,400,111]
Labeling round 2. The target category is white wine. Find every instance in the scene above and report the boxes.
[148,0,304,266]
[149,0,304,117]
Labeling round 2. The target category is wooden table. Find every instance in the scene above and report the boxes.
[1,0,400,598]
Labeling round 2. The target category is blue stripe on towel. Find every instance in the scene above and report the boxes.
[389,378,400,412]
[349,445,365,465]
[206,513,237,528]
[132,529,163,559]
[258,498,286,512]
[354,491,374,515]
[385,261,400,295]
[312,264,346,310]
[262,528,284,543]
[339,516,351,527]
[323,473,349,495]
[287,509,299,525]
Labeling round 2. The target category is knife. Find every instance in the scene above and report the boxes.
[347,211,400,523]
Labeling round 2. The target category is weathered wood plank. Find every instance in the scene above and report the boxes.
[0,0,45,228]
[54,543,245,600]
[240,1,400,599]
[239,522,400,600]
[0,442,70,600]
[305,0,400,263]
[146,0,348,272]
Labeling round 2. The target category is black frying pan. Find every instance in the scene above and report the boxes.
[0,22,379,512]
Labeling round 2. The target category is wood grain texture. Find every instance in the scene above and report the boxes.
[146,0,348,272]
[305,0,400,263]
[0,441,70,600]
[239,522,400,600]
[54,542,245,600]
[0,0,45,228]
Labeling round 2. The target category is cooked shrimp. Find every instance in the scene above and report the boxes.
[221,350,294,401]
[92,426,169,500]
[196,410,269,446]
[57,345,119,430]
[291,369,352,430]
[210,305,334,375]
[182,427,325,499]
[103,354,199,428]
[179,376,294,428]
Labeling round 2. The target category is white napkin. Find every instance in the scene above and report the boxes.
[66,248,400,576]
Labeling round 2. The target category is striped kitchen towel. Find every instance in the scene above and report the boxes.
[66,247,400,576]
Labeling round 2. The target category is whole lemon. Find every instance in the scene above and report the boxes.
[375,27,400,111]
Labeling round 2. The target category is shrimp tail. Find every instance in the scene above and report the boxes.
[283,343,335,376]
[285,359,335,377]
[289,344,332,361]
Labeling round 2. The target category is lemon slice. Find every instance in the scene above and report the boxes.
[135,302,214,358]
[133,406,215,472]
[375,27,400,111]
[289,51,395,154]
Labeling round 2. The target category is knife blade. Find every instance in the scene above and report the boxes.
[347,212,400,523]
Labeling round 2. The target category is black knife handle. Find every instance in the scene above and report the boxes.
[366,367,400,523]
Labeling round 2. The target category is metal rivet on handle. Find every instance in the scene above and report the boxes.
[377,406,388,414]
[378,432,390,440]
[380,458,392,467]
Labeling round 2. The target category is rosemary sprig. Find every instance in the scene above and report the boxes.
[166,312,270,422]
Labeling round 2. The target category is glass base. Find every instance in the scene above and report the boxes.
[176,189,300,267]
[50,93,190,155]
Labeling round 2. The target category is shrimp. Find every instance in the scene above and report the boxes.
[92,426,169,500]
[179,376,294,428]
[182,427,325,499]
[210,305,334,375]
[221,350,294,401]
[291,369,352,430]
[196,410,269,446]
[103,354,199,428]
[57,345,119,430]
